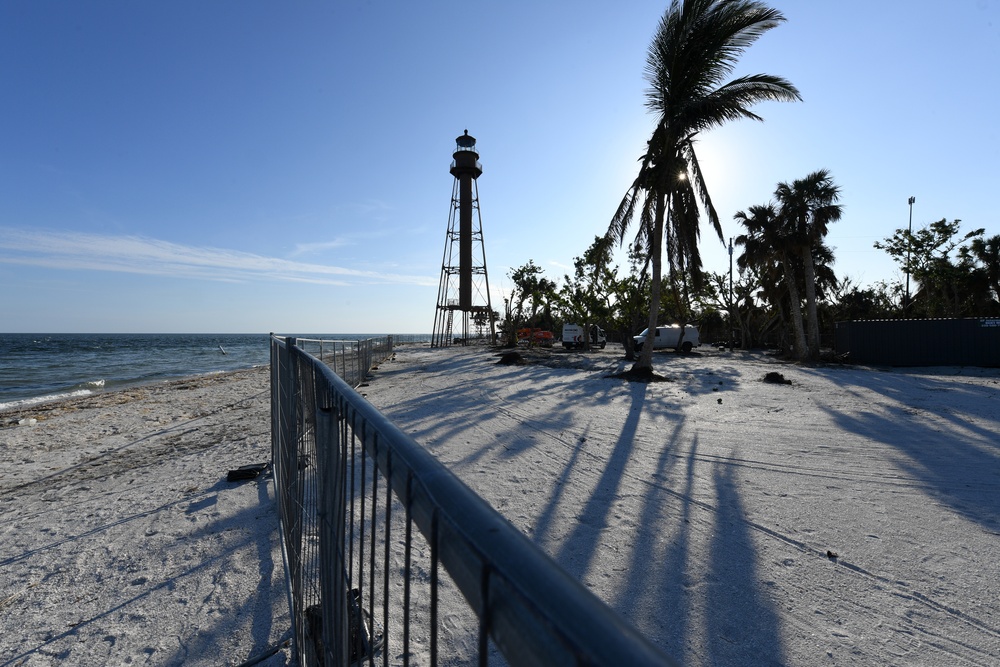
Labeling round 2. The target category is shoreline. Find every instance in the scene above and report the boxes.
[0,332,273,411]
[0,364,270,421]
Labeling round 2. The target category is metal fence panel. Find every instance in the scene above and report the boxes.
[270,335,677,666]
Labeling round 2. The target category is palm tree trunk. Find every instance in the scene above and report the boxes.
[622,325,637,361]
[635,197,666,372]
[781,254,808,359]
[801,245,820,360]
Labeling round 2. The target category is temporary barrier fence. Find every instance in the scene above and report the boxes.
[288,336,394,387]
[835,318,1000,366]
[270,334,675,666]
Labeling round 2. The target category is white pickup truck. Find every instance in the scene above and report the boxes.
[562,324,607,350]
[633,325,700,353]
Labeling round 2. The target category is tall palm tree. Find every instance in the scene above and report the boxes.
[965,234,1000,304]
[608,0,801,372]
[810,239,840,303]
[773,169,842,359]
[735,203,808,357]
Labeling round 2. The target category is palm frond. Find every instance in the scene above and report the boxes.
[608,184,640,246]
[683,140,723,241]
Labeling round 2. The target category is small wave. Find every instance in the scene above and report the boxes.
[0,388,96,412]
[65,378,107,393]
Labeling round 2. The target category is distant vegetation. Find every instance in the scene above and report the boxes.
[501,217,999,361]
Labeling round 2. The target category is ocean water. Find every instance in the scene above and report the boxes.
[0,333,428,411]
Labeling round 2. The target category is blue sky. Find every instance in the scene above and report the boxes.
[2,1,997,334]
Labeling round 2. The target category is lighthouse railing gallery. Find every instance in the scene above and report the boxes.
[270,335,675,666]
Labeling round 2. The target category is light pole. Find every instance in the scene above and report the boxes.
[905,196,915,312]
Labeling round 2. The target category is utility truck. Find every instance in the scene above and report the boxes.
[561,324,607,350]
[633,325,700,353]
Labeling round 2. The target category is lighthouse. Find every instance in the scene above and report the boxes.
[431,131,496,347]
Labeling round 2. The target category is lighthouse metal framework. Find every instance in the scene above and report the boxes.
[431,131,496,347]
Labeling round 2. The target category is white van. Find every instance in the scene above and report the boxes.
[562,324,607,350]
[633,325,700,353]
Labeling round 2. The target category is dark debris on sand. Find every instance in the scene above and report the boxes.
[608,367,671,383]
[496,351,527,366]
[762,371,792,385]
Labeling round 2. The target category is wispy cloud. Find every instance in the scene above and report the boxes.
[344,199,394,218]
[0,227,436,287]
[289,239,351,257]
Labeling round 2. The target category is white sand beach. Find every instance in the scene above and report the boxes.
[3,346,1000,666]
[0,367,289,667]
[365,345,1000,666]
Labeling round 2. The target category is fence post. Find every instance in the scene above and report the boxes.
[314,384,349,666]
[271,337,307,665]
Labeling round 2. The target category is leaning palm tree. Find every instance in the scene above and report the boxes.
[774,169,843,359]
[608,0,801,373]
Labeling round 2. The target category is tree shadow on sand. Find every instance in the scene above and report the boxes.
[609,366,672,383]
[704,462,786,666]
[528,366,785,665]
[551,379,649,574]
[370,346,788,662]
[797,366,1000,532]
[608,430,786,666]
